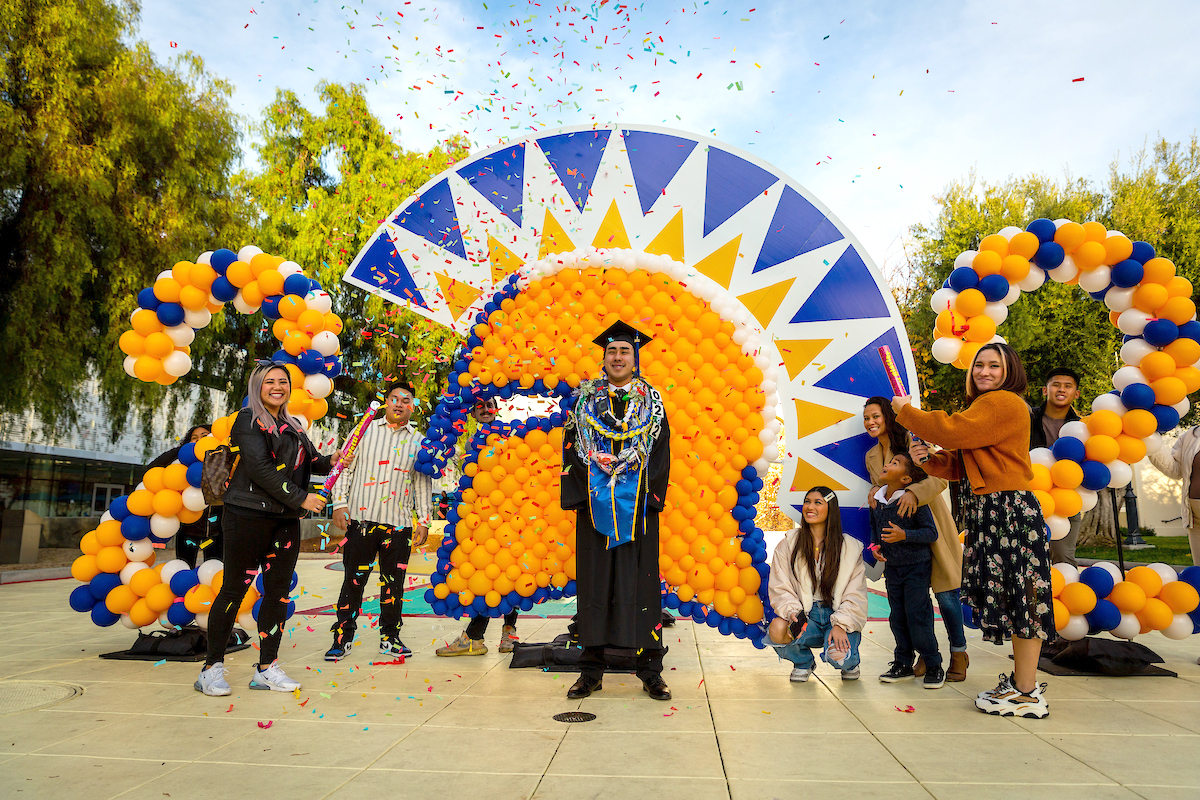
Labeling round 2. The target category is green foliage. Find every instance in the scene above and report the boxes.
[0,0,245,430]
[902,137,1200,424]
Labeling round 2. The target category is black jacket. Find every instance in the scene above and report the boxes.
[223,408,333,518]
[870,493,938,566]
[1029,403,1081,450]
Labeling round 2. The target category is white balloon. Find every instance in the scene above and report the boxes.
[156,269,174,281]
[303,374,333,399]
[293,413,311,431]
[1018,267,1047,292]
[150,514,180,538]
[1078,265,1112,293]
[238,245,263,263]
[1112,366,1147,392]
[237,611,258,631]
[165,325,196,347]
[196,251,213,265]
[183,306,212,329]
[123,538,154,563]
[931,337,963,364]
[931,287,958,313]
[1048,257,1078,283]
[1091,393,1128,416]
[1105,287,1135,312]
[120,613,141,630]
[1112,613,1141,639]
[135,482,146,491]
[988,334,1007,345]
[159,612,174,629]
[983,302,1008,325]
[1078,488,1098,513]
[1147,562,1178,586]
[731,329,750,346]
[1119,338,1155,367]
[998,225,1022,240]
[182,486,206,512]
[1002,283,1022,306]
[1094,561,1124,583]
[197,559,224,586]
[1053,219,1070,228]
[159,559,190,586]
[123,355,138,378]
[1171,398,1190,418]
[1053,563,1080,584]
[1117,309,1152,336]
[120,561,148,584]
[1047,515,1071,540]
[1143,432,1164,455]
[953,250,978,269]
[231,295,260,315]
[1059,614,1089,641]
[758,427,775,443]
[1029,448,1057,469]
[1163,613,1194,640]
[305,290,333,315]
[762,443,780,462]
[1106,459,1133,488]
[754,354,770,370]
[194,612,209,631]
[1106,230,1126,239]
[100,511,114,524]
[1061,421,1091,443]
[207,294,225,308]
[162,350,192,378]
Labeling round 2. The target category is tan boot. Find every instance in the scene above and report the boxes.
[913,656,926,677]
[947,650,969,682]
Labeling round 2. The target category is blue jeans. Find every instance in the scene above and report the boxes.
[934,588,967,651]
[770,602,861,671]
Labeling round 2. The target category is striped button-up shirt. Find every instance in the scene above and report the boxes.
[330,419,434,528]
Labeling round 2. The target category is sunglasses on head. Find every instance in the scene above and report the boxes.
[254,358,292,368]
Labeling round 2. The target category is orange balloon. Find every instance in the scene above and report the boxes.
[1029,464,1053,493]
[131,309,163,336]
[225,260,253,288]
[1151,376,1187,406]
[323,313,344,335]
[189,263,218,293]
[1108,581,1147,613]
[142,467,166,493]
[963,315,996,344]
[999,255,1031,282]
[163,463,190,491]
[1137,597,1173,631]
[1081,221,1108,243]
[1122,409,1158,439]
[240,281,265,307]
[179,285,209,310]
[1103,235,1133,265]
[145,583,176,613]
[1085,410,1123,438]
[978,233,1009,257]
[153,277,182,303]
[297,309,326,334]
[1126,566,1163,597]
[72,554,101,582]
[1007,231,1040,259]
[249,253,277,277]
[152,489,184,518]
[972,250,1002,276]
[1054,222,1086,252]
[1059,582,1097,615]
[1142,257,1176,285]
[278,295,306,321]
[1163,337,1200,369]
[1175,366,1200,394]
[133,356,162,382]
[1049,487,1082,518]
[1050,459,1083,489]
[1159,296,1196,326]
[1140,351,1177,382]
[258,269,285,296]
[1084,434,1120,464]
[1133,283,1168,313]
[1160,581,1200,614]
[119,330,146,356]
[144,332,174,359]
[954,288,986,318]
[1073,240,1106,271]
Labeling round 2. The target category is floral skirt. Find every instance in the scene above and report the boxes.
[960,488,1056,645]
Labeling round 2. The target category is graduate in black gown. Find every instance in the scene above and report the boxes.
[561,321,672,701]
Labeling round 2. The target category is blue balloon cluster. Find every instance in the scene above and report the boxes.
[1183,566,1200,634]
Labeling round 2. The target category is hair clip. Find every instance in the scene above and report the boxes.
[823,492,836,503]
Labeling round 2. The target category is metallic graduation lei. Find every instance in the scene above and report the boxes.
[570,377,665,482]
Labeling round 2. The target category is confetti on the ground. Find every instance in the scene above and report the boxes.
[257,720,274,728]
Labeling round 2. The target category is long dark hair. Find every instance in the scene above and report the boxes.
[965,342,1028,402]
[790,486,845,606]
[864,396,908,458]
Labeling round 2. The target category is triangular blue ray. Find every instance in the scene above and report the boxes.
[394,179,467,259]
[703,148,777,236]
[537,129,611,212]
[814,328,906,400]
[752,186,843,273]
[457,144,525,227]
[814,432,877,485]
[800,218,845,255]
[622,129,697,215]
[348,234,429,309]
[790,246,890,323]
[788,505,872,551]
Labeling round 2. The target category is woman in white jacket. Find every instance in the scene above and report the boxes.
[1147,426,1200,568]
[767,487,869,682]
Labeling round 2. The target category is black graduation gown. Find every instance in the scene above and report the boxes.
[561,386,671,652]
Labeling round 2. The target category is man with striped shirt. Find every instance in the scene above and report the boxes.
[326,381,434,661]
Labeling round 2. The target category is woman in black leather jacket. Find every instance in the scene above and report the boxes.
[195,361,342,697]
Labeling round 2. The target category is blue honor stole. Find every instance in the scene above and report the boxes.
[588,462,645,549]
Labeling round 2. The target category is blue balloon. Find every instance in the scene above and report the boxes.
[1143,319,1179,347]
[1110,259,1144,288]
[210,276,238,302]
[1051,436,1086,464]
[1080,566,1115,599]
[178,442,198,466]
[89,572,122,601]
[323,355,342,379]
[91,603,121,627]
[261,296,282,320]
[252,597,262,619]
[1130,241,1156,264]
[169,569,200,596]
[270,349,294,365]
[962,603,979,629]
[978,274,1010,303]
[289,571,299,592]
[156,302,185,327]
[431,599,448,616]
[286,599,296,619]
[1120,382,1156,411]
[1178,320,1200,343]
[283,273,311,296]
[137,287,161,310]
[1153,404,1181,433]
[1180,565,1200,591]
[296,350,326,375]
[167,602,196,627]
[1026,218,1056,243]
[120,514,152,541]
[948,267,980,291]
[70,584,98,612]
[186,461,204,487]
[1086,598,1121,633]
[1080,460,1111,492]
[1034,241,1065,270]
[109,495,130,521]
[210,249,237,274]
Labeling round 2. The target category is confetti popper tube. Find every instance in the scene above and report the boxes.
[877,345,929,463]
[322,401,380,496]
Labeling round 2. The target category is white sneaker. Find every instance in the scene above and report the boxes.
[249,660,302,692]
[977,680,1049,719]
[194,662,231,696]
[976,672,1014,702]
[841,667,861,681]
[789,666,811,682]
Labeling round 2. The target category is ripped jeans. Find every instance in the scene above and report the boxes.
[769,602,861,671]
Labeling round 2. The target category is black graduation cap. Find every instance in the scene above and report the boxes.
[592,320,653,350]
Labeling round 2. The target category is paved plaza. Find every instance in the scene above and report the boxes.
[2,555,1199,800]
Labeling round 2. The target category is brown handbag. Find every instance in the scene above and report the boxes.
[200,445,239,506]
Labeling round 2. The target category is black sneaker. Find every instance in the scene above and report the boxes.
[380,636,412,657]
[879,661,915,683]
[923,663,946,689]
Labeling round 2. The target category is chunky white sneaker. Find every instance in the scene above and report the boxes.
[249,660,302,692]
[194,662,231,696]
[976,672,1015,703]
[789,666,811,682]
[977,678,1049,719]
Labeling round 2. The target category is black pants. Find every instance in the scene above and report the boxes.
[579,645,664,682]
[176,513,224,569]
[465,610,519,640]
[205,508,299,667]
[332,520,411,640]
[885,559,941,669]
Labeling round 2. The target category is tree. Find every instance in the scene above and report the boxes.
[235,82,472,428]
[0,0,246,431]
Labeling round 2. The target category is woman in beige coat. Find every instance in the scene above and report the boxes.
[864,396,968,681]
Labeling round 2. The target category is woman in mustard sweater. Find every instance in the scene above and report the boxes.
[893,343,1054,719]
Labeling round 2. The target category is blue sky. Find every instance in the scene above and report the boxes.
[138,0,1200,272]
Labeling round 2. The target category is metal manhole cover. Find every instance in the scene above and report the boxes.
[553,711,596,723]
[0,681,83,715]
